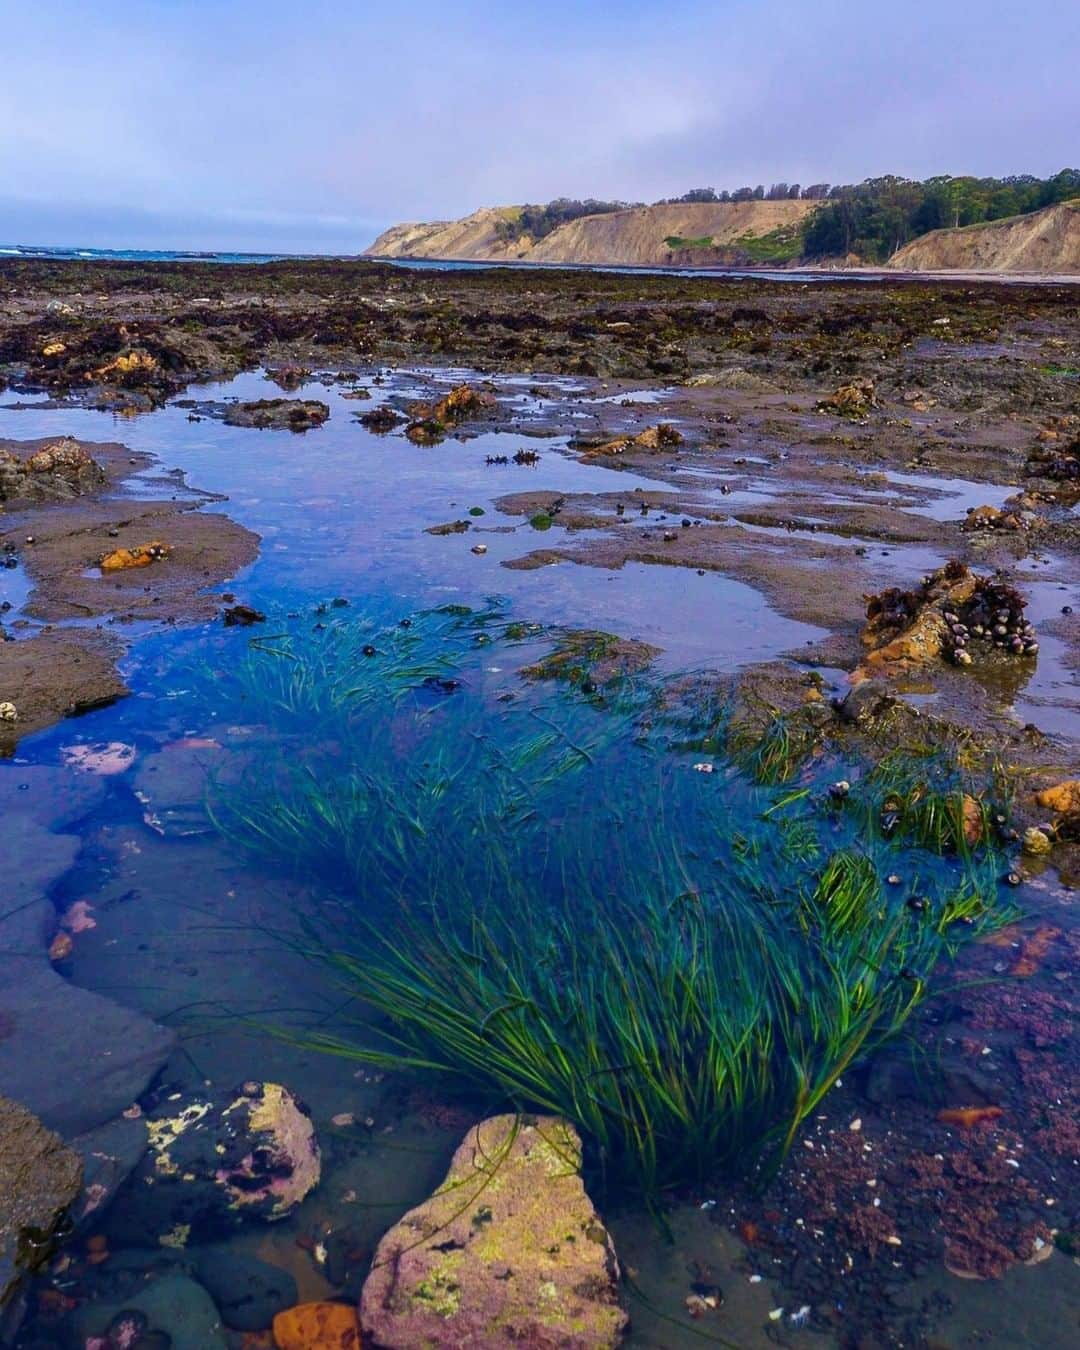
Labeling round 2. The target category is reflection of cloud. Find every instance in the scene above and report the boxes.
[2,0,1077,251]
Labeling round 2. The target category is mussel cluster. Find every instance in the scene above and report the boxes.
[945,578,1037,666]
[865,586,923,630]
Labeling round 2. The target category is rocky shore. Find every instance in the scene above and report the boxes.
[1,257,1078,1348]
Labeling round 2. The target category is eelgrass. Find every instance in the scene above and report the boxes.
[204,605,1014,1200]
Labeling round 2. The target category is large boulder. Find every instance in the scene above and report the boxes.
[360,1114,627,1349]
[0,1095,82,1331]
[108,1082,320,1245]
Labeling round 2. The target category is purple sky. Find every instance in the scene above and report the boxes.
[2,0,1076,252]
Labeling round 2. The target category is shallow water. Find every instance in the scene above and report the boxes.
[2,371,1077,1348]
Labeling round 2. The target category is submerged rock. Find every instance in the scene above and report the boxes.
[0,1095,82,1331]
[273,1301,361,1348]
[75,1273,226,1350]
[112,1082,320,1245]
[360,1114,627,1349]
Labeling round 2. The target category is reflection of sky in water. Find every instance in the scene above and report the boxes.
[1,370,1075,726]
[0,372,822,671]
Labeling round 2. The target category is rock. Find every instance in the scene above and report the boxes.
[69,1115,150,1230]
[273,1301,361,1349]
[961,795,985,847]
[100,541,170,572]
[581,424,683,458]
[818,377,875,418]
[357,406,403,433]
[223,399,329,431]
[76,1273,227,1350]
[195,1247,298,1330]
[0,965,175,1137]
[111,1082,320,1245]
[1035,780,1080,816]
[360,1114,627,1349]
[221,604,266,627]
[0,1095,82,1327]
[834,680,896,727]
[1022,826,1053,856]
[0,438,105,502]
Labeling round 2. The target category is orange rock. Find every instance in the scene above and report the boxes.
[1035,780,1080,815]
[961,795,984,847]
[1010,924,1062,978]
[48,932,73,962]
[272,1302,361,1349]
[937,1106,1003,1128]
[100,541,169,572]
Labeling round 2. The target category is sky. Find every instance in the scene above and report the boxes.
[1,0,1077,254]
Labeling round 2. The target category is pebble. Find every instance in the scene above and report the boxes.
[470,543,488,554]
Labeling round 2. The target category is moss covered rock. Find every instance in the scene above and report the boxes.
[360,1114,626,1349]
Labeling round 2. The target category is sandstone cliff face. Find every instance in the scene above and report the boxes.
[887,200,1080,274]
[366,200,816,267]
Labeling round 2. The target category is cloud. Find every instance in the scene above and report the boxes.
[1,1,1076,251]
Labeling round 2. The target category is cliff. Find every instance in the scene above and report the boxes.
[887,200,1080,273]
[366,200,817,267]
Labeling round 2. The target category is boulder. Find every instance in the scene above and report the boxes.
[360,1114,627,1349]
[0,1095,82,1329]
[75,1273,227,1350]
[110,1082,320,1245]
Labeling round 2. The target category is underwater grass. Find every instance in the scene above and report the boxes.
[203,605,1014,1199]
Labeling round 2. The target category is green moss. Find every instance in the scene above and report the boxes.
[528,512,554,530]
[664,234,715,249]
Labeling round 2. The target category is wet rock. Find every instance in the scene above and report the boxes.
[1022,826,1053,856]
[100,541,170,573]
[818,377,875,418]
[111,1082,320,1245]
[360,1114,627,1349]
[195,1246,297,1330]
[834,680,896,727]
[273,1301,361,1349]
[221,604,266,627]
[223,399,330,431]
[579,423,683,458]
[405,417,447,446]
[0,437,105,503]
[961,504,1026,533]
[76,1273,226,1350]
[357,406,403,433]
[0,1095,82,1330]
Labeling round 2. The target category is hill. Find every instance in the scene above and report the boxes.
[366,200,817,267]
[887,200,1080,273]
